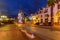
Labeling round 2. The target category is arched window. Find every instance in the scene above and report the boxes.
[44,9,48,13]
[45,14,49,17]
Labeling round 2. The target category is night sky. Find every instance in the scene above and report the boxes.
[0,0,47,17]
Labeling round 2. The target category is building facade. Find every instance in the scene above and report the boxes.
[18,10,24,23]
[37,1,60,24]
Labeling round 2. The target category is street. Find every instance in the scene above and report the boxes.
[0,24,27,40]
[0,0,60,40]
[17,22,60,40]
[0,22,60,40]
[0,23,43,40]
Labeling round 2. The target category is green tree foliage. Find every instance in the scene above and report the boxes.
[47,0,57,6]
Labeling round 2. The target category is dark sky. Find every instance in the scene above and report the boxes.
[0,0,47,17]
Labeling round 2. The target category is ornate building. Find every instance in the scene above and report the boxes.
[53,1,60,23]
[37,1,60,24]
[18,10,24,23]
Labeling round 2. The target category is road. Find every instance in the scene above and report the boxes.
[1,22,60,40]
[0,23,43,40]
[17,22,60,40]
[0,24,27,40]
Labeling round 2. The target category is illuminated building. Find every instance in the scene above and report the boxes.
[18,10,24,23]
[53,1,60,24]
[37,1,60,24]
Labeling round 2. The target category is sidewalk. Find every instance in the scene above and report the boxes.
[37,24,60,31]
[34,28,60,40]
[15,21,60,31]
[53,24,60,31]
[22,26,60,40]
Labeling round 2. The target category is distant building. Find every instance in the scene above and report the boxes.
[18,10,24,23]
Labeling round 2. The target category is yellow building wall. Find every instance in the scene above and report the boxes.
[54,16,58,23]
[53,11,60,23]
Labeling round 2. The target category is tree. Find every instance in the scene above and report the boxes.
[48,0,56,6]
[47,0,56,25]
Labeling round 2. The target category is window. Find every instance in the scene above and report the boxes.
[45,14,49,17]
[41,19,43,23]
[41,15,42,17]
[45,18,48,23]
[44,9,48,13]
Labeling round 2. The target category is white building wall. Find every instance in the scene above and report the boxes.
[37,3,59,23]
[43,12,45,23]
[53,3,58,16]
[43,8,46,23]
[47,6,51,22]
[53,3,58,23]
